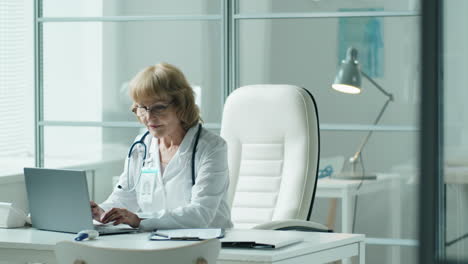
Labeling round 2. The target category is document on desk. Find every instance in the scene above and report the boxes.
[220,229,304,249]
[149,228,225,241]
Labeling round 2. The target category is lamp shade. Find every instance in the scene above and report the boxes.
[332,47,361,94]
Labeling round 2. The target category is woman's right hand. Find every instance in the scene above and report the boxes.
[90,201,105,222]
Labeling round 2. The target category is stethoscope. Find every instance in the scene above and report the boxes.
[118,123,202,191]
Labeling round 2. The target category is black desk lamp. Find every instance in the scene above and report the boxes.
[332,47,394,179]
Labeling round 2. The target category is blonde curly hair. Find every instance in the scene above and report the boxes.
[129,62,201,130]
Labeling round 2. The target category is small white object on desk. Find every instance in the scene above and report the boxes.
[0,202,30,228]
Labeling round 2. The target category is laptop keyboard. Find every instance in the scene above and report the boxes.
[94,224,137,235]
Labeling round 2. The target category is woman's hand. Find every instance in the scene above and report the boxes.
[90,201,105,222]
[100,208,141,228]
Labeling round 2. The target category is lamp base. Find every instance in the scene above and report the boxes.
[332,171,377,180]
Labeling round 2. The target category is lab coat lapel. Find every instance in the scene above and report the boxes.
[156,125,199,182]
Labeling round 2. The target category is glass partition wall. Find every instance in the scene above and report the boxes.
[34,0,226,202]
[420,0,468,263]
[233,1,420,264]
[34,1,421,263]
[443,0,468,261]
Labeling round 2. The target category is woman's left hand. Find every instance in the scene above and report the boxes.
[100,208,141,228]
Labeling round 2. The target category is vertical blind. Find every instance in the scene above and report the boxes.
[0,0,34,174]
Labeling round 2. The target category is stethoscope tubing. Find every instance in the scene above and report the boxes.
[191,124,202,185]
[127,131,150,161]
[119,124,202,191]
[119,131,151,192]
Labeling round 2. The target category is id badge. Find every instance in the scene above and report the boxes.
[138,167,158,211]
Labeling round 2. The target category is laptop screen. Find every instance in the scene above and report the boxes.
[24,168,95,233]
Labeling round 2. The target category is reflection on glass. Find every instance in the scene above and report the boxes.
[238,0,420,14]
[236,13,420,263]
[238,17,419,126]
[321,131,418,181]
[42,0,220,17]
[443,0,468,260]
[42,21,222,124]
[318,131,419,262]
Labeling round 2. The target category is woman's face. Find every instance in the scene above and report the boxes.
[134,97,183,138]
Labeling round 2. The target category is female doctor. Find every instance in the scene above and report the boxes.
[90,62,233,231]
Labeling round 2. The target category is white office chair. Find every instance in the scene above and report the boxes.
[55,238,220,264]
[220,84,329,231]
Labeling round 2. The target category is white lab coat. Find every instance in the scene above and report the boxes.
[100,125,233,231]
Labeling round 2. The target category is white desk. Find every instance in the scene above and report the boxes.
[0,228,365,264]
[316,174,402,264]
[316,174,401,233]
[445,166,468,184]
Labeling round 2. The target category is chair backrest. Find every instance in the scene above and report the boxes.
[55,238,220,264]
[220,84,320,229]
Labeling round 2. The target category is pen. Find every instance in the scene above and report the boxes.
[151,231,170,238]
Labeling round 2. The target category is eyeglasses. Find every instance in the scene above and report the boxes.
[132,101,173,117]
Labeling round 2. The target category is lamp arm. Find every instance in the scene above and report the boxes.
[361,71,394,101]
[349,72,394,164]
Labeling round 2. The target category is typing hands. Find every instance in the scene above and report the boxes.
[90,201,141,228]
[90,201,104,222]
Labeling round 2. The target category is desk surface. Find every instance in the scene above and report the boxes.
[317,174,399,196]
[445,166,468,184]
[317,173,398,188]
[0,228,364,263]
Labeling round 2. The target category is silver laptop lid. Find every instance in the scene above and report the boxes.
[24,167,94,233]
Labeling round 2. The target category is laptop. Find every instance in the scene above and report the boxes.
[24,167,137,235]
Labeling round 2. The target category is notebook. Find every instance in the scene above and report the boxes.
[220,229,304,249]
[24,167,137,235]
[149,228,225,241]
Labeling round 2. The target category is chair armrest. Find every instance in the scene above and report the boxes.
[252,220,332,232]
